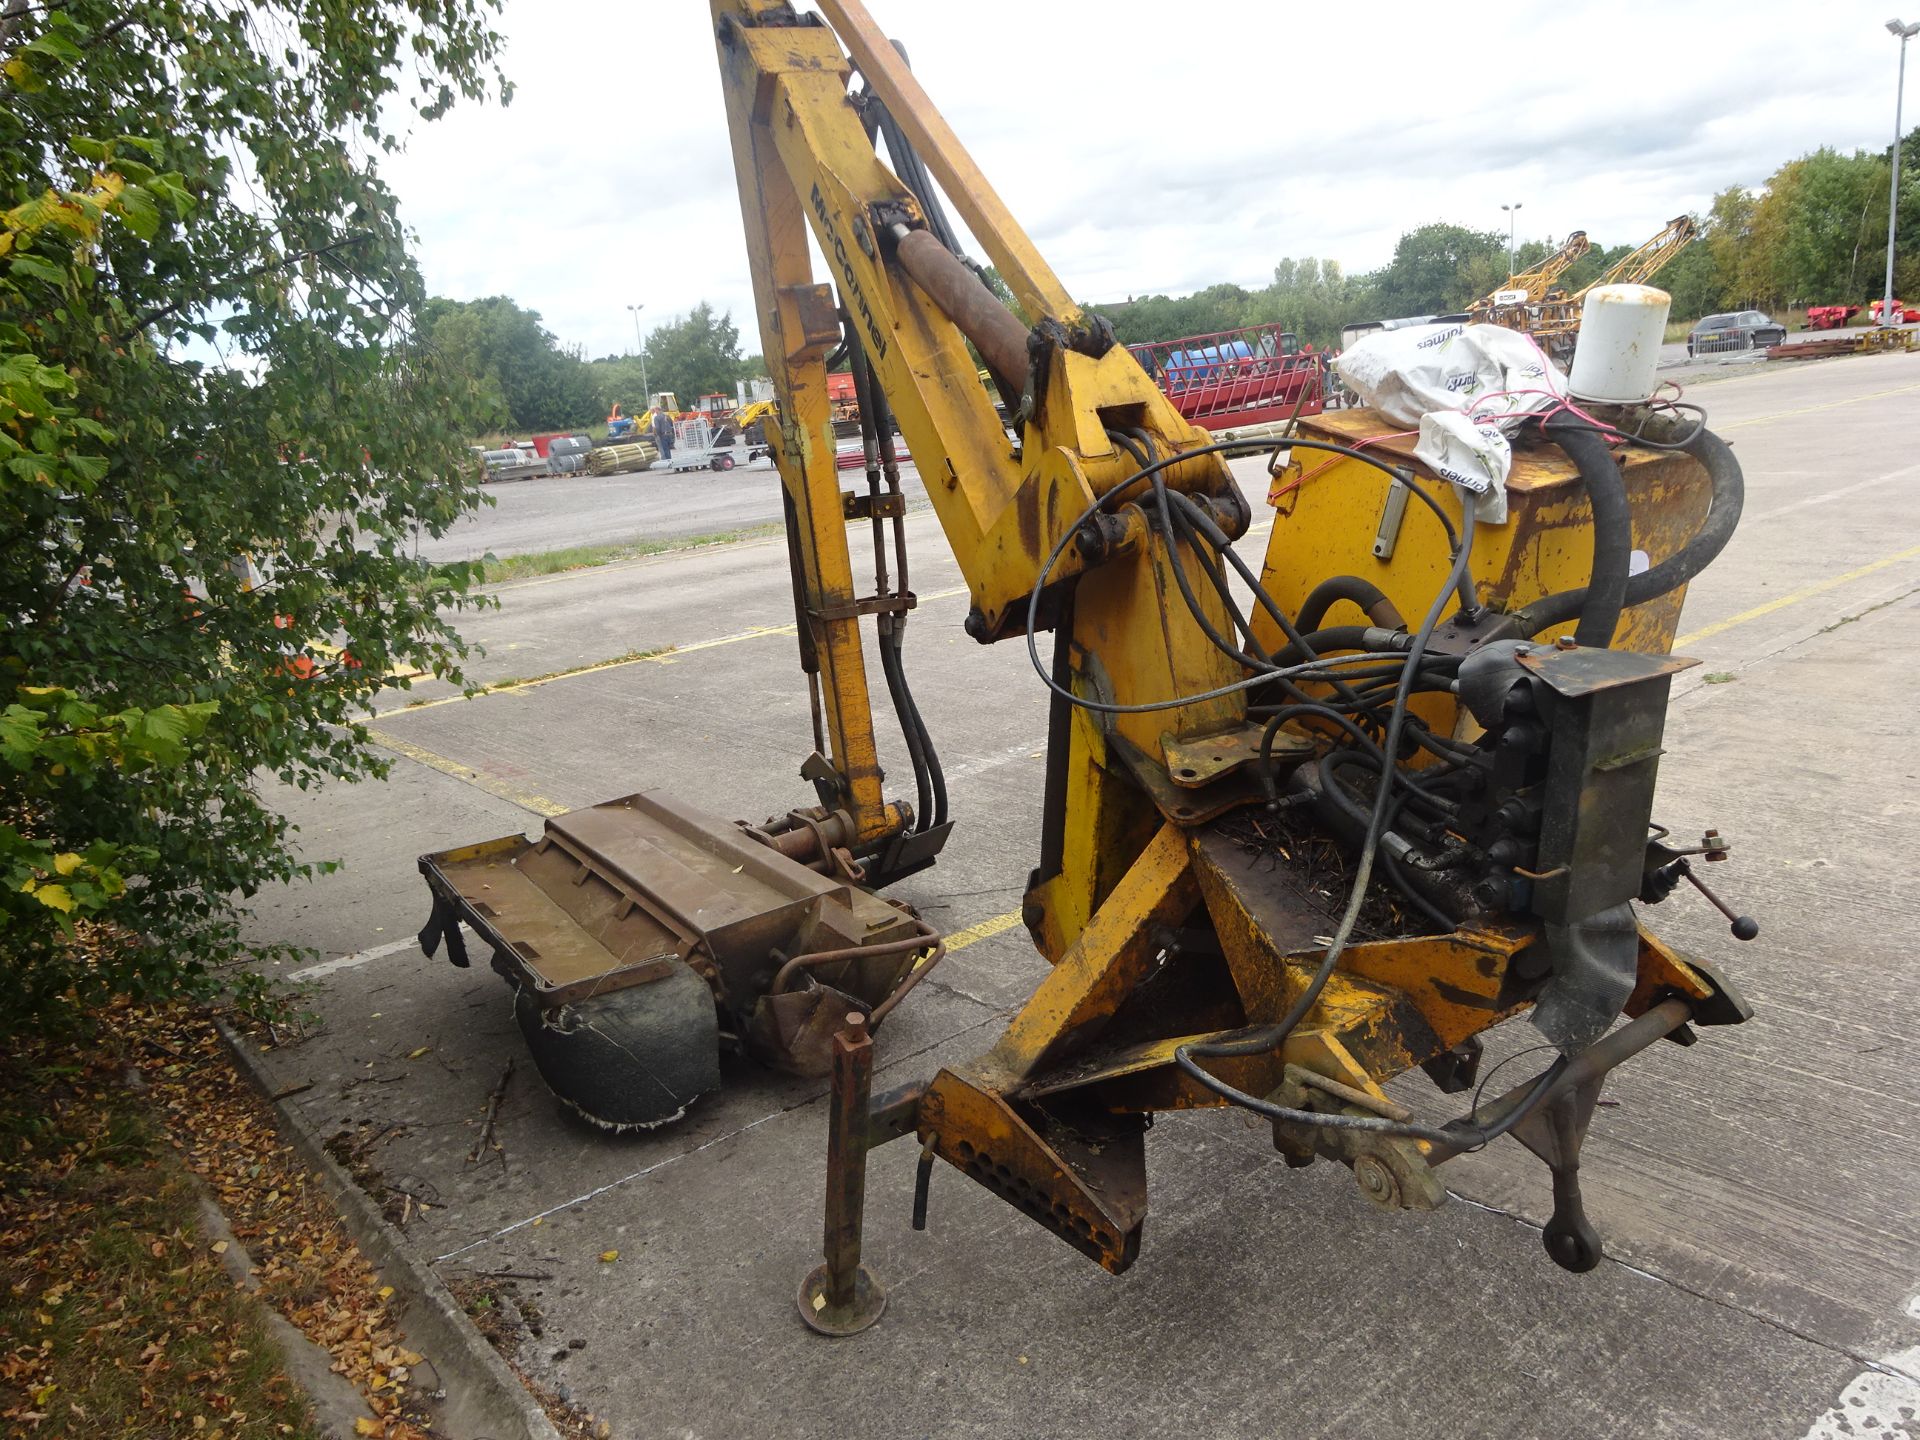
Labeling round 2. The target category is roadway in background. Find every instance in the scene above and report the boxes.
[425,325,1902,564]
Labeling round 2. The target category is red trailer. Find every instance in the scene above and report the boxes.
[1805,305,1861,331]
[1127,322,1326,430]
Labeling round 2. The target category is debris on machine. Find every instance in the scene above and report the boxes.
[1215,810,1419,944]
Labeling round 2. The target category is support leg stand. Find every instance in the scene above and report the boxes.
[797,1012,889,1335]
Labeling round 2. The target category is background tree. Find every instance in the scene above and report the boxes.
[1659,236,1724,319]
[1247,258,1374,348]
[0,2,505,1030]
[1774,148,1890,302]
[640,302,747,404]
[1370,223,1507,315]
[418,295,600,432]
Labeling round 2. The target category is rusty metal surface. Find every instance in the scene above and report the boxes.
[894,227,1028,391]
[1162,721,1313,790]
[422,791,925,1005]
[919,1060,1148,1273]
[1514,643,1699,697]
[798,1013,889,1335]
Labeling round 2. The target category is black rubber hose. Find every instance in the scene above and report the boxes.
[1272,625,1390,666]
[1545,415,1633,648]
[895,626,948,828]
[1518,424,1745,639]
[847,321,933,833]
[878,625,931,835]
[1296,576,1407,633]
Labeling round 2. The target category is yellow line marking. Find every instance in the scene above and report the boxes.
[945,909,1023,953]
[1675,543,1920,648]
[1719,382,1920,429]
[377,585,970,719]
[364,727,568,817]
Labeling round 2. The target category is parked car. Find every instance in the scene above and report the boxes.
[1687,311,1787,356]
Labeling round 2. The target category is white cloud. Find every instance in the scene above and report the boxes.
[381,0,1915,355]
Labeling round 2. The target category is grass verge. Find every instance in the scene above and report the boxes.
[478,524,782,584]
[0,1028,323,1439]
[1,985,443,1439]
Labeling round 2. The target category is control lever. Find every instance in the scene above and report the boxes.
[1676,861,1760,941]
[1640,828,1759,941]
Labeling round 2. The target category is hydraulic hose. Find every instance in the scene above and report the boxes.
[878,625,932,834]
[1545,415,1633,648]
[1296,576,1407,633]
[1273,625,1406,667]
[846,319,935,833]
[1518,423,1745,639]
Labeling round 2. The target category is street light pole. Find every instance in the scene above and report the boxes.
[1883,20,1919,326]
[1501,202,1523,277]
[626,303,649,398]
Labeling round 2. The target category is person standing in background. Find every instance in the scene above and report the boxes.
[650,404,674,460]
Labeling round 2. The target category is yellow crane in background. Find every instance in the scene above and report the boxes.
[1468,230,1591,327]
[1523,216,1701,358]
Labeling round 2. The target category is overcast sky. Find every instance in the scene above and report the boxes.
[382,1,1915,360]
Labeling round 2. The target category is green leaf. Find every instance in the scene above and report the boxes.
[117,185,161,240]
[7,253,65,287]
[19,31,84,65]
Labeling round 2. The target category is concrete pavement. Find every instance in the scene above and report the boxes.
[246,351,1920,1439]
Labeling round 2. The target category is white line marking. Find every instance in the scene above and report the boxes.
[430,1109,786,1264]
[1748,462,1920,525]
[1751,464,1920,526]
[1800,1350,1920,1440]
[288,936,418,982]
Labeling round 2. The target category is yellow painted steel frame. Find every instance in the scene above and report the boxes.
[714,0,1244,841]
[710,0,1735,1277]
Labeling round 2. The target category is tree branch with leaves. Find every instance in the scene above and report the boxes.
[0,0,508,1031]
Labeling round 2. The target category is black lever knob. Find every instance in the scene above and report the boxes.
[1679,861,1759,941]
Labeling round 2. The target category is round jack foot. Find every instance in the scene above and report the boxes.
[796,1262,887,1336]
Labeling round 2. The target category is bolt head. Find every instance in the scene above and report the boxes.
[1354,1154,1400,1209]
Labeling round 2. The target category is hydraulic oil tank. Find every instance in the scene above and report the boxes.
[1568,284,1672,404]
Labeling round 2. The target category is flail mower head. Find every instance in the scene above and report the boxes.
[417,792,939,1130]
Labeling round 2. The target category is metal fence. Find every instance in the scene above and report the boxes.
[1689,331,1758,356]
[1127,322,1326,429]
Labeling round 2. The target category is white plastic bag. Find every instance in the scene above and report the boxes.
[1414,411,1513,522]
[1335,324,1568,523]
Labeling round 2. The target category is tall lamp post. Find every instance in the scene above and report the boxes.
[1501,201,1523,277]
[1883,20,1919,326]
[626,303,649,397]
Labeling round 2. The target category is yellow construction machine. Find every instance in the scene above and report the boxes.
[1467,229,1591,329]
[1530,215,1702,357]
[417,0,1757,1333]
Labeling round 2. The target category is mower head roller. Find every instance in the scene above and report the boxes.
[417,791,939,1130]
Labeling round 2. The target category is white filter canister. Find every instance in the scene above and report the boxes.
[1568,284,1672,404]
